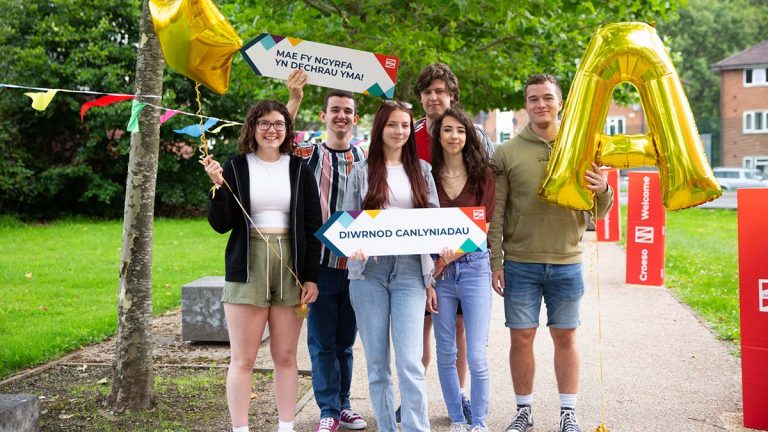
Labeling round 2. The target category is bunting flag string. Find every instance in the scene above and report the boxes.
[1,82,242,134]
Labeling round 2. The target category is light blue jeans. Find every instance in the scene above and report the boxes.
[433,251,492,427]
[349,255,430,432]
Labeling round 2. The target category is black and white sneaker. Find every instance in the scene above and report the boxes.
[505,405,533,432]
[559,408,581,432]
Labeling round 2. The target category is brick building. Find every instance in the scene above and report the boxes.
[711,39,768,173]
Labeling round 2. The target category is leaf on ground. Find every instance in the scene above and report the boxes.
[250,392,257,400]
[97,377,109,385]
[58,414,74,419]
[38,306,48,311]
[25,272,33,279]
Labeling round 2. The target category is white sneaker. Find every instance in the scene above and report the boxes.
[470,426,489,432]
[450,422,469,432]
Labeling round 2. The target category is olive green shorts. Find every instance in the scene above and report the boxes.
[222,231,300,307]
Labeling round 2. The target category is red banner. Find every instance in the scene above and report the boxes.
[738,188,768,429]
[625,171,665,285]
[596,168,620,242]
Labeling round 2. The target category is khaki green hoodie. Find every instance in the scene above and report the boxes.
[488,124,614,271]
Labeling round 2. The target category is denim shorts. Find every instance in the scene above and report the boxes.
[503,261,584,329]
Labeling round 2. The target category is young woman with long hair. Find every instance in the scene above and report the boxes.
[203,100,322,432]
[342,100,439,432]
[427,107,496,432]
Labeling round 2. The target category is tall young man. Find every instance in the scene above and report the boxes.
[287,70,368,432]
[488,74,613,432]
[409,62,495,425]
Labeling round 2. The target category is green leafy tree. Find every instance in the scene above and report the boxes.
[658,0,768,165]
[223,0,680,115]
[1,0,681,219]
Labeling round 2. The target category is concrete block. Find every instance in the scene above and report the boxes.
[182,276,229,342]
[0,394,39,432]
[181,276,270,342]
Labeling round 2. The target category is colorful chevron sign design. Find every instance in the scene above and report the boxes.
[315,207,488,257]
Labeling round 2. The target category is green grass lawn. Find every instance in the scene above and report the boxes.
[0,216,226,379]
[0,207,742,379]
[664,208,739,342]
[619,206,739,343]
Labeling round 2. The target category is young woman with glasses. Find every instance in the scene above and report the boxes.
[203,100,322,432]
[426,108,497,432]
[342,100,439,432]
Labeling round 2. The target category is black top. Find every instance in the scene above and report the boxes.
[208,153,322,284]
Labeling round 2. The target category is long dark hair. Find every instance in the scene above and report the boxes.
[238,100,296,154]
[362,101,429,210]
[430,107,494,200]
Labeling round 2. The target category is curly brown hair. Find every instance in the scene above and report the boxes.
[238,100,296,154]
[412,62,460,103]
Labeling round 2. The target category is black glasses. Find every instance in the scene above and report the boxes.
[256,120,287,131]
[382,100,413,110]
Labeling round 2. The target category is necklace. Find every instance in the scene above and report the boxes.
[441,170,466,179]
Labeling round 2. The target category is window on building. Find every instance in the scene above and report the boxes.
[744,67,768,86]
[604,116,626,135]
[744,111,768,133]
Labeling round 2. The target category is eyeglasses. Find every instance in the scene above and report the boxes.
[256,120,287,131]
[382,99,413,110]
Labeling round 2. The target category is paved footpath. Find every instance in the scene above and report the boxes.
[260,233,752,431]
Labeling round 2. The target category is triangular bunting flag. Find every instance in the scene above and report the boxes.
[159,109,180,125]
[173,117,219,137]
[126,100,147,133]
[80,94,135,121]
[24,89,59,111]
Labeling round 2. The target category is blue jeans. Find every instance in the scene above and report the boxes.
[349,255,430,432]
[503,261,584,329]
[433,251,492,427]
[307,267,357,419]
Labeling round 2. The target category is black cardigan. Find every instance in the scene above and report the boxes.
[207,153,322,284]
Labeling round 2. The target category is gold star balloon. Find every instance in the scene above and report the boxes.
[149,0,242,94]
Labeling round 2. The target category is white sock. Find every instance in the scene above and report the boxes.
[277,420,294,432]
[460,387,467,397]
[232,426,248,432]
[515,393,533,407]
[559,393,577,410]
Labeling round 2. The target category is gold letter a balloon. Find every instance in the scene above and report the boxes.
[149,0,242,94]
[538,22,722,211]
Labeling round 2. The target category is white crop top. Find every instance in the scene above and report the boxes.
[246,153,290,228]
[386,164,414,209]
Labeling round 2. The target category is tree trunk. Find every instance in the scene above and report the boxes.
[107,0,164,411]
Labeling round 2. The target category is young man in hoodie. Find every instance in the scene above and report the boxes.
[488,74,613,432]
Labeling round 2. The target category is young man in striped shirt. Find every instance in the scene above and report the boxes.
[287,70,368,432]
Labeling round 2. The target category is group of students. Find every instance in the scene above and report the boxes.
[203,63,614,432]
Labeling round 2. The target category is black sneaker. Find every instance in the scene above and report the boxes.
[559,407,581,432]
[395,405,401,424]
[461,395,472,424]
[505,405,533,432]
